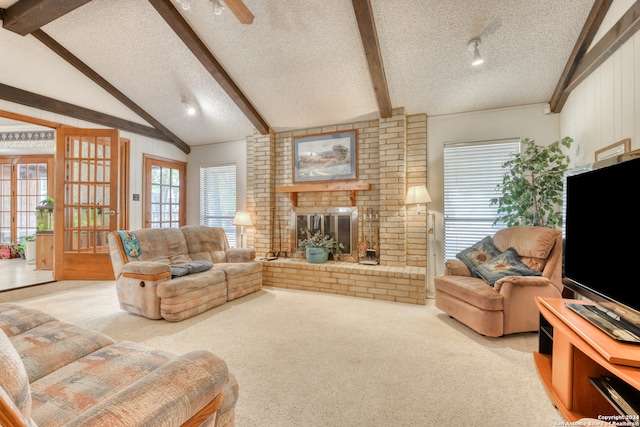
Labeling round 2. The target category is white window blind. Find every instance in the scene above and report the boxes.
[200,164,237,247]
[443,139,519,260]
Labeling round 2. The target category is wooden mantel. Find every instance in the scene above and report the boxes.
[276,182,371,206]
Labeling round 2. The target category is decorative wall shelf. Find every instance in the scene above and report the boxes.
[276,182,371,206]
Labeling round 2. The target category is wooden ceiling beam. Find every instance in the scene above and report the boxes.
[549,0,613,113]
[564,1,640,96]
[351,0,392,119]
[0,83,177,147]
[148,0,270,135]
[1,0,92,36]
[31,29,190,154]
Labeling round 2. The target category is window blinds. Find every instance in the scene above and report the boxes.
[200,164,237,247]
[443,139,519,260]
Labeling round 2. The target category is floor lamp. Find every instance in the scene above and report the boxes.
[233,211,252,248]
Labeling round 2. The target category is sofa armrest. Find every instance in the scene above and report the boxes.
[64,350,229,427]
[494,275,549,291]
[225,248,256,263]
[121,261,171,281]
[444,259,472,277]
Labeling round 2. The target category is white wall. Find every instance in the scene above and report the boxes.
[426,103,562,286]
[186,140,247,233]
[561,32,640,167]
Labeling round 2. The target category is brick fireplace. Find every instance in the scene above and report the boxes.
[291,206,359,260]
[245,107,429,304]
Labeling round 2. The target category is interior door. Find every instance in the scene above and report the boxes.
[55,128,119,280]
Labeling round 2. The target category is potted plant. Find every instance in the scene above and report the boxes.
[297,228,344,263]
[490,136,573,229]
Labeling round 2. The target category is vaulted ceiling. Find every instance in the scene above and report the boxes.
[0,0,628,154]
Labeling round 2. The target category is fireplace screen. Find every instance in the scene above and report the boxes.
[291,207,358,259]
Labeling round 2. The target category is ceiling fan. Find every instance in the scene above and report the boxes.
[175,0,254,24]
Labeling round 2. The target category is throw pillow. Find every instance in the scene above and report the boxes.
[475,247,542,286]
[117,230,142,258]
[456,236,502,276]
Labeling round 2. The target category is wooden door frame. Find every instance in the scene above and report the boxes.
[142,154,187,228]
[1,111,131,281]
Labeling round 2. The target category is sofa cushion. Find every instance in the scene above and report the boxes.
[493,226,560,271]
[0,303,56,337]
[475,247,542,286]
[157,269,227,298]
[9,320,115,382]
[181,225,230,263]
[434,275,503,311]
[131,228,191,264]
[29,341,175,426]
[456,236,502,276]
[0,328,32,422]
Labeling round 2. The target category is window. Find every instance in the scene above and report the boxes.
[0,156,53,243]
[200,164,237,247]
[143,155,186,229]
[443,139,519,260]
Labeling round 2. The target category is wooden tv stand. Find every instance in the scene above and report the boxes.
[535,297,640,422]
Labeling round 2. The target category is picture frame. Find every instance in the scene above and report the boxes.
[595,138,630,162]
[292,130,357,183]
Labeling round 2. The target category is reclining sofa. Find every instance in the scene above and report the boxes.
[108,225,262,322]
[0,303,238,427]
[434,226,563,337]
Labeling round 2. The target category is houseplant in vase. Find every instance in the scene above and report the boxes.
[297,228,344,263]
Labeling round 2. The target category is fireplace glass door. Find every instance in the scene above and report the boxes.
[292,207,357,259]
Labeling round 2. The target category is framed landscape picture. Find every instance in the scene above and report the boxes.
[292,130,357,183]
[595,138,630,162]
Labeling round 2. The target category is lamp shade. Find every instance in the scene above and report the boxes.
[232,211,252,226]
[405,185,431,205]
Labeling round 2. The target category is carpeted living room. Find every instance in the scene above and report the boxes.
[0,280,561,426]
[3,1,640,426]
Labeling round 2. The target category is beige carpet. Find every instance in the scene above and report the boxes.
[1,281,562,426]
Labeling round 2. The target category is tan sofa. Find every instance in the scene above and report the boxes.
[434,226,563,337]
[0,303,238,427]
[108,225,262,322]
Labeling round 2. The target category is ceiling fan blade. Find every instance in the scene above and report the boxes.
[224,0,254,24]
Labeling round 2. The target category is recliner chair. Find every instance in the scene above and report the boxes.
[434,226,563,337]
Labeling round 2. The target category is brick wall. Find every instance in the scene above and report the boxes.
[261,259,426,304]
[246,108,427,269]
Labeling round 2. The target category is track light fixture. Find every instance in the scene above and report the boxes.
[183,100,196,116]
[467,38,484,66]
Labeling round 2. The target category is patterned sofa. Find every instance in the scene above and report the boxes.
[0,303,238,427]
[108,225,262,322]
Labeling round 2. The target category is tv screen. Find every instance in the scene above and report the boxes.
[563,156,640,322]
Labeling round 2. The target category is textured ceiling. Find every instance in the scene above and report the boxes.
[0,0,596,147]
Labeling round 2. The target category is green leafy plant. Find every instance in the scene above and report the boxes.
[40,196,54,207]
[490,137,573,229]
[297,228,344,260]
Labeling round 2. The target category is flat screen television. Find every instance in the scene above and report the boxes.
[563,154,640,342]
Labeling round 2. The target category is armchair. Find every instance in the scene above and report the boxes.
[434,226,563,337]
